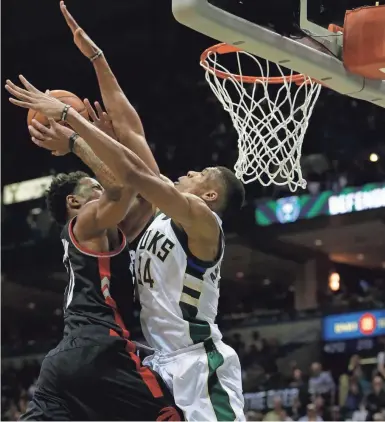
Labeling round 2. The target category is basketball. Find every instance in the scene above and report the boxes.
[27,90,89,126]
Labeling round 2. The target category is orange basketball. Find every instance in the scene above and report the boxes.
[27,90,89,126]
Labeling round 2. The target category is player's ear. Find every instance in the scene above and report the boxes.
[201,190,218,203]
[66,194,82,210]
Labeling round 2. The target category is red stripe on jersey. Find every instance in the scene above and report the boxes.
[125,342,164,399]
[98,256,130,339]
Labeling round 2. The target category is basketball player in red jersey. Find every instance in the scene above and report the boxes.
[5,13,181,422]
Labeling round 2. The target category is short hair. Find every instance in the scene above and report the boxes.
[216,166,245,219]
[46,171,89,225]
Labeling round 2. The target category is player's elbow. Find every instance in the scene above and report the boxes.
[105,185,125,201]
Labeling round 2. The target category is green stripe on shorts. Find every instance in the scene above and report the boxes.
[204,339,236,421]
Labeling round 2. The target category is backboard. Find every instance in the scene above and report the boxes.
[172,0,385,108]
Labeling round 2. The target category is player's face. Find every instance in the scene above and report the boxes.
[77,177,104,203]
[66,178,104,218]
[174,167,218,195]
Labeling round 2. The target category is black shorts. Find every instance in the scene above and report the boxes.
[20,329,183,421]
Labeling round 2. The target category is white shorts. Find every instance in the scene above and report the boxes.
[143,339,245,421]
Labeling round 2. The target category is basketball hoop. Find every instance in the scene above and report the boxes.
[200,43,322,191]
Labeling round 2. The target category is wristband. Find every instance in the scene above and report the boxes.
[90,50,103,62]
[61,104,71,122]
[69,133,80,153]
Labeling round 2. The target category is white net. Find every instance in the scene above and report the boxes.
[200,45,322,192]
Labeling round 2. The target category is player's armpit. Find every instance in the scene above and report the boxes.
[74,186,136,241]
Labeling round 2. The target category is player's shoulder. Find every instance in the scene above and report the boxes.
[73,199,106,241]
[182,192,209,209]
[74,200,99,226]
[181,193,220,236]
[77,199,100,216]
[182,193,215,218]
[60,201,99,241]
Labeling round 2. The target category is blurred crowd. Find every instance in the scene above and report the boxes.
[2,360,40,421]
[3,330,385,421]
[225,332,385,421]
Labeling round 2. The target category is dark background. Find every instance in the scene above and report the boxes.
[3,0,385,187]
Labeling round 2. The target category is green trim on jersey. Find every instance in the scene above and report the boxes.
[180,301,211,343]
[204,339,236,421]
[171,217,222,344]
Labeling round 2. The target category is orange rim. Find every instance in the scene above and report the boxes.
[200,43,313,85]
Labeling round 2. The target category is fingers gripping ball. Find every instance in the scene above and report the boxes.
[27,90,89,126]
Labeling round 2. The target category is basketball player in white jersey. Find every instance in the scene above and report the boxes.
[136,169,246,422]
[8,7,246,421]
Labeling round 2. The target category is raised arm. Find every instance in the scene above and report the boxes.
[81,100,154,240]
[60,1,159,175]
[28,119,135,241]
[61,2,161,239]
[6,76,154,241]
[64,108,219,241]
[5,76,218,246]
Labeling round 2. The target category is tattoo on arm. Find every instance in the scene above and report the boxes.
[73,138,123,200]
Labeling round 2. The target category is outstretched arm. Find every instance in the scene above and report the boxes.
[5,76,218,248]
[61,2,160,240]
[28,121,135,240]
[64,108,219,241]
[60,1,159,176]
[6,76,152,241]
[82,100,154,240]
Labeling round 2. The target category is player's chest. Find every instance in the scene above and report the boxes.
[136,226,177,264]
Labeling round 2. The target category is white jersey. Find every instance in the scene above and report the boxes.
[135,211,224,353]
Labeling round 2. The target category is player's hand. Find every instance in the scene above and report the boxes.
[84,99,117,140]
[60,1,101,60]
[5,76,67,121]
[29,118,74,156]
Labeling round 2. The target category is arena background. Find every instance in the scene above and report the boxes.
[2,0,385,420]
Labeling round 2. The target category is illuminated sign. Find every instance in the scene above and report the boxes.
[3,176,54,205]
[322,309,385,341]
[329,188,385,215]
[276,196,301,224]
[255,182,385,226]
